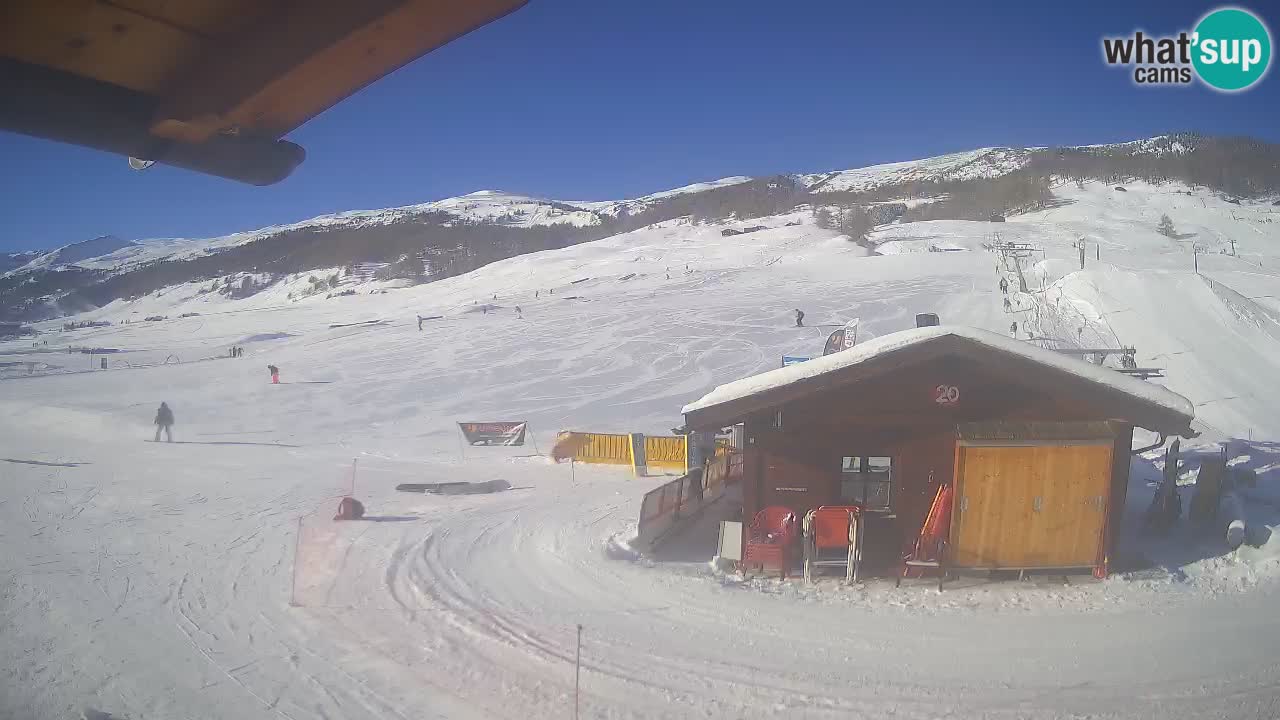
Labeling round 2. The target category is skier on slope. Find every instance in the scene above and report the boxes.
[1009,321,1018,338]
[794,309,805,327]
[417,314,424,331]
[153,402,175,442]
[999,277,1008,294]
[267,364,280,384]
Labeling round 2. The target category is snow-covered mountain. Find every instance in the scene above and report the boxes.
[0,147,1042,278]
[11,234,137,274]
[6,142,1280,720]
[798,147,1033,193]
[5,133,1278,324]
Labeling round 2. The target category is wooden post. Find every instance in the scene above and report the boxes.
[574,624,583,720]
[289,516,302,607]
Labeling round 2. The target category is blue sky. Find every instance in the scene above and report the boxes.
[2,0,1277,251]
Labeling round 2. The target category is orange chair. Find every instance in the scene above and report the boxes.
[897,483,952,591]
[803,505,863,583]
[742,506,798,578]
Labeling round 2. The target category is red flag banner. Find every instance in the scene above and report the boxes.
[822,328,845,355]
[458,421,527,446]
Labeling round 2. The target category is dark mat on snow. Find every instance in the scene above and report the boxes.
[396,479,511,495]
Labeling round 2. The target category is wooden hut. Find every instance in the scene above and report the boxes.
[681,326,1195,577]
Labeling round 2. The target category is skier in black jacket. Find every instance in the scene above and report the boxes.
[154,402,174,442]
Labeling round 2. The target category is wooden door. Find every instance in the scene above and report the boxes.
[1030,445,1111,566]
[951,444,1112,569]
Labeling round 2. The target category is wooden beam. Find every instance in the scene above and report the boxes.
[0,0,207,94]
[150,0,528,142]
[148,2,398,141]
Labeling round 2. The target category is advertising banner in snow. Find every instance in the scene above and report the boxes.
[458,421,527,446]
[822,318,860,355]
[822,329,844,355]
[841,318,860,350]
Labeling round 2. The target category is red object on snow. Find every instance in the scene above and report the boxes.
[742,506,798,577]
[334,496,365,521]
[899,483,953,584]
[271,373,280,384]
[918,483,953,555]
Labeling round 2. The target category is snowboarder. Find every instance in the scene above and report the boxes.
[417,314,424,331]
[1009,321,1018,338]
[267,364,280,384]
[153,402,174,442]
[535,290,539,298]
[794,309,805,327]
[1002,297,1012,312]
[999,277,1008,294]
[515,306,523,319]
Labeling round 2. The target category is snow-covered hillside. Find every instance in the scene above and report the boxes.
[0,142,1053,279]
[10,234,137,273]
[4,176,1280,719]
[799,147,1032,193]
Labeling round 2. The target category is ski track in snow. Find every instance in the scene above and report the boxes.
[4,183,1280,718]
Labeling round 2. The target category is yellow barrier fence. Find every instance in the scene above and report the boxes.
[552,431,632,465]
[552,431,689,473]
[645,435,688,473]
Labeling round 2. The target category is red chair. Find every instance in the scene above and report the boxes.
[803,505,863,583]
[742,506,798,578]
[897,483,952,591]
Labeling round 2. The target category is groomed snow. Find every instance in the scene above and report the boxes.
[681,324,1196,427]
[4,178,1280,719]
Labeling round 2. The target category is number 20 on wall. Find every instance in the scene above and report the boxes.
[934,384,960,405]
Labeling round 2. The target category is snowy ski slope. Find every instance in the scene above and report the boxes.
[4,181,1280,719]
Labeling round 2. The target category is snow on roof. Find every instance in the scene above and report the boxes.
[681,325,1195,423]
